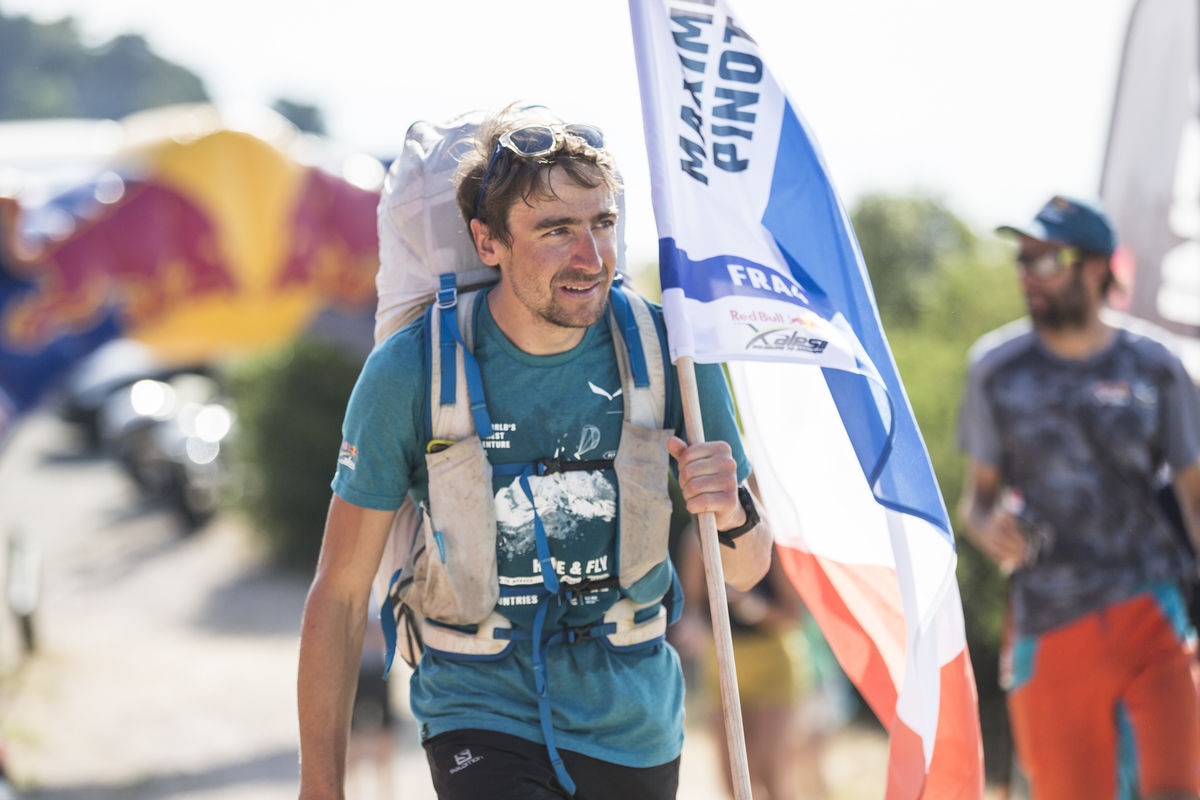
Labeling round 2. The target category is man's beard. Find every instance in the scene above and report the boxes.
[1029,271,1089,331]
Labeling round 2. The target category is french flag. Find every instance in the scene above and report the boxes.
[629,1,985,796]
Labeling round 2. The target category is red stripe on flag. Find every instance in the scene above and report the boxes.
[924,648,984,798]
[774,544,985,799]
[774,544,904,725]
[886,718,926,798]
[886,649,985,799]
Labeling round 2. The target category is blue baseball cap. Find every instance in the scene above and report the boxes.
[996,195,1117,256]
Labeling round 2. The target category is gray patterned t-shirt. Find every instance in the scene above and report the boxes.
[958,320,1200,635]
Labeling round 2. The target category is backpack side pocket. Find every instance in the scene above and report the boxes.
[614,421,674,590]
[419,435,499,623]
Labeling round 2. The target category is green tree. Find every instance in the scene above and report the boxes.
[272,98,327,135]
[853,193,976,326]
[0,10,207,121]
[74,34,208,119]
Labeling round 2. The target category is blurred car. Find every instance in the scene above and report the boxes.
[97,369,237,531]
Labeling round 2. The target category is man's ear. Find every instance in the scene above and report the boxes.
[1083,255,1112,288]
[470,219,502,267]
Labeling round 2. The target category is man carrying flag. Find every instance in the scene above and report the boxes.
[628,1,985,797]
[297,103,772,800]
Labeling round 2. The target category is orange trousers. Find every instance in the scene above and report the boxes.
[1006,587,1200,799]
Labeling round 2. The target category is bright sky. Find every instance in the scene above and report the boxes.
[1,0,1135,266]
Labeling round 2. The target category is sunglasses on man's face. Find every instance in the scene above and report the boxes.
[474,123,605,219]
[1015,246,1081,279]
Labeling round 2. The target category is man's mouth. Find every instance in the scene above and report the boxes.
[558,276,604,295]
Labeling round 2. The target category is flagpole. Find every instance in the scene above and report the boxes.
[677,355,753,800]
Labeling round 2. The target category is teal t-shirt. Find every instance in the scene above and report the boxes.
[332,289,749,767]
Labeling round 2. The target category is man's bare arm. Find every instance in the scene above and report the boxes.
[958,459,1028,573]
[297,496,396,800]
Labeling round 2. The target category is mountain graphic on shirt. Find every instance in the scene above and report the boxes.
[495,470,616,561]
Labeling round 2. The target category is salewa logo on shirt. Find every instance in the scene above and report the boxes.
[589,381,624,422]
[588,381,623,401]
[337,440,358,470]
[449,748,483,774]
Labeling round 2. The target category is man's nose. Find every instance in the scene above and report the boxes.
[572,229,605,269]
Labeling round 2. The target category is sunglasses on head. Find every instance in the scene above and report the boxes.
[474,123,605,220]
[1015,246,1081,279]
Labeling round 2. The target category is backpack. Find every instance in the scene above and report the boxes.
[371,110,492,671]
[369,112,669,676]
[374,110,497,344]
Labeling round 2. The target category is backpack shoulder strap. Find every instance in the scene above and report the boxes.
[609,284,668,429]
[424,273,492,444]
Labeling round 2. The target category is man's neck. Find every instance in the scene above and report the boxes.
[485,289,590,355]
[1036,315,1117,361]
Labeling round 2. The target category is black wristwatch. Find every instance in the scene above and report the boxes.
[717,486,760,549]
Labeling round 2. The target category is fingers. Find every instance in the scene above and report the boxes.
[985,513,1031,573]
[666,435,688,461]
[668,436,741,528]
[671,438,738,495]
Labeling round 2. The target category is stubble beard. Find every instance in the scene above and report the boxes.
[540,289,610,330]
[534,267,613,330]
[1029,272,1090,332]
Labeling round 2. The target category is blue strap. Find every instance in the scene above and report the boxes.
[609,287,649,388]
[530,596,576,795]
[434,272,494,439]
[518,468,560,594]
[421,311,435,444]
[436,273,457,407]
[379,569,402,680]
[663,562,684,625]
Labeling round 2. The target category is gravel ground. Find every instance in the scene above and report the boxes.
[0,409,949,800]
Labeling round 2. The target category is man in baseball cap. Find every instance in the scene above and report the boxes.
[957,193,1200,798]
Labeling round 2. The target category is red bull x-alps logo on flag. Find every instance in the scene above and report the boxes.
[630,2,984,798]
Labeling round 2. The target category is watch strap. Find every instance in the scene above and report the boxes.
[717,486,759,549]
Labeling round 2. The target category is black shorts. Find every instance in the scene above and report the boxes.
[423,728,680,800]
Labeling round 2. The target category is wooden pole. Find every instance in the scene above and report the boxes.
[676,355,753,800]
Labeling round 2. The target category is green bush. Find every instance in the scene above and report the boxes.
[228,338,364,571]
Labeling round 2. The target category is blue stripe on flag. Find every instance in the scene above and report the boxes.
[762,101,953,540]
[659,237,836,318]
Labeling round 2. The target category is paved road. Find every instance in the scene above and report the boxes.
[0,410,904,799]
